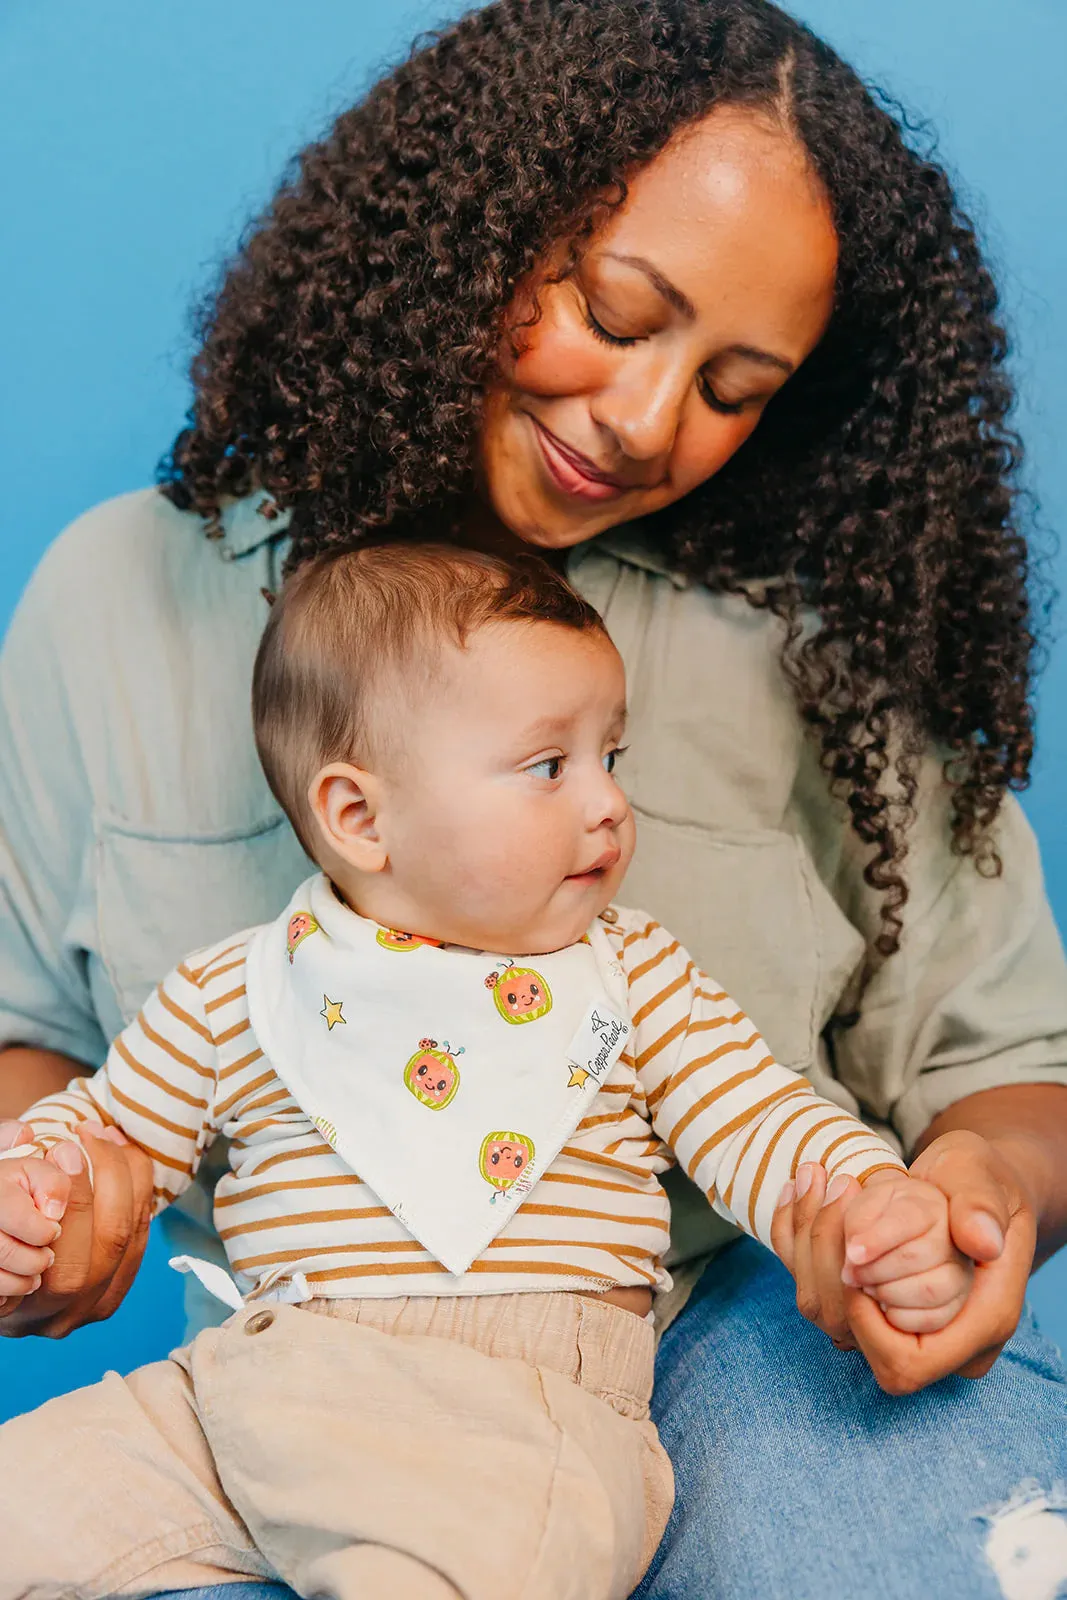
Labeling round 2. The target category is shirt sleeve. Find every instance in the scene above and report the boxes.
[0,530,108,1070]
[828,785,1067,1155]
[620,917,904,1248]
[21,959,221,1214]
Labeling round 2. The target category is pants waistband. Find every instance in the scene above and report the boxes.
[296,1290,656,1420]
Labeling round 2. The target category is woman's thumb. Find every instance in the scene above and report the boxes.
[948,1188,1007,1263]
[0,1120,31,1154]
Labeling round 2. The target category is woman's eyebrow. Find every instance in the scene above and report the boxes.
[600,251,795,374]
[602,251,697,319]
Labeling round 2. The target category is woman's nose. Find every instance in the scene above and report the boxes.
[589,358,688,464]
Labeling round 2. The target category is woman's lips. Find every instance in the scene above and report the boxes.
[529,417,629,504]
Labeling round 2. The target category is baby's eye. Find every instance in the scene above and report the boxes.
[527,756,563,781]
[603,746,627,774]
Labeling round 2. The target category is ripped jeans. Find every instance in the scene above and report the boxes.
[149,1238,1067,1600]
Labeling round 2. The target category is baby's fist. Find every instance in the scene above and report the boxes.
[841,1172,973,1333]
[0,1145,70,1311]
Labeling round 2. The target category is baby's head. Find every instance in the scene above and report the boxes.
[253,542,634,954]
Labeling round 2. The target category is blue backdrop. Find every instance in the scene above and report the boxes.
[0,0,1064,1420]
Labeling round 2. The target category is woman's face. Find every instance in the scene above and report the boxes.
[479,107,839,551]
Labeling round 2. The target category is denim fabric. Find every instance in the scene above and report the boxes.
[142,1239,1067,1600]
[634,1239,1067,1600]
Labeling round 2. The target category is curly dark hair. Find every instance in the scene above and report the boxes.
[160,0,1036,957]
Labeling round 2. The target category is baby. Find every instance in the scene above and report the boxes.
[0,544,970,1600]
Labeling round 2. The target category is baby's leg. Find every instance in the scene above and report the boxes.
[0,1346,272,1600]
[186,1297,669,1600]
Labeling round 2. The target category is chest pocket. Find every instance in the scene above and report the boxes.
[95,810,311,1026]
[621,807,863,1071]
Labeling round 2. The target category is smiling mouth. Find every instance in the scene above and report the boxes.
[528,417,633,503]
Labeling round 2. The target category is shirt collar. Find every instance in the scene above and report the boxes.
[214,495,685,588]
[215,490,293,559]
[572,522,690,590]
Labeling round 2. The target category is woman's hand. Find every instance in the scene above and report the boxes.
[770,1131,1036,1393]
[0,1119,155,1338]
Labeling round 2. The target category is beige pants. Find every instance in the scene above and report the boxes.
[0,1291,673,1600]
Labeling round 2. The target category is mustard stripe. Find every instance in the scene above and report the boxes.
[627,938,680,986]
[113,1034,210,1110]
[686,1083,810,1173]
[204,985,246,1015]
[155,982,213,1045]
[107,1074,203,1142]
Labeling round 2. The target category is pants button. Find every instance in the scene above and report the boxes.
[244,1309,275,1335]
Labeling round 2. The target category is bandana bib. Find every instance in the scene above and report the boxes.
[244,875,632,1277]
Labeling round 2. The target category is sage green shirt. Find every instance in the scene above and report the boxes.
[3,488,1066,1333]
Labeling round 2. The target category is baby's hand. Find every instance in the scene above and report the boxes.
[0,1149,70,1308]
[840,1171,973,1333]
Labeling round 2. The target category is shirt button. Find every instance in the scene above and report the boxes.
[244,1309,275,1335]
[599,907,619,925]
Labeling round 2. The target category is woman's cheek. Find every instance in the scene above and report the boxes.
[672,410,763,496]
[509,313,612,399]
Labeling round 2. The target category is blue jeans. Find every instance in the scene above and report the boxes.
[147,1239,1067,1600]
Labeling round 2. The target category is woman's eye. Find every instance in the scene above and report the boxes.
[527,756,563,780]
[697,374,747,416]
[584,303,640,349]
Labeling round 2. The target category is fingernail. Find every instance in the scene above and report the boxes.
[78,1123,104,1139]
[42,1198,65,1220]
[841,1263,857,1287]
[52,1142,83,1175]
[30,1275,41,1293]
[823,1174,850,1206]
[776,1180,795,1208]
[101,1127,127,1145]
[971,1211,1005,1257]
[846,1240,868,1264]
[0,1122,24,1152]
[44,1250,55,1269]
[795,1166,814,1199]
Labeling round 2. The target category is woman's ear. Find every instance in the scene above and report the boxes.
[306,762,388,874]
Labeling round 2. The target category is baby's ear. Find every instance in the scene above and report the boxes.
[307,763,387,873]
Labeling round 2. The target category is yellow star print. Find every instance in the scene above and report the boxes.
[567,1065,590,1089]
[320,994,346,1030]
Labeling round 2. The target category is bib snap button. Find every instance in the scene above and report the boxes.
[244,1310,275,1335]
[599,907,619,925]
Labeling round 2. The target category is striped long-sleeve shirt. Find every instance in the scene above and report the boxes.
[21,907,904,1298]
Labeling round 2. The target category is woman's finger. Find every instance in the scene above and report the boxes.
[36,1142,94,1302]
[36,1126,133,1333]
[790,1163,827,1327]
[82,1135,153,1324]
[0,1121,32,1153]
[807,1172,860,1345]
[909,1133,1011,1264]
[770,1179,797,1272]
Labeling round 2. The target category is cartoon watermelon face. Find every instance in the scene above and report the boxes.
[403,1039,461,1109]
[376,928,441,953]
[479,1131,535,1199]
[286,911,321,963]
[486,967,552,1024]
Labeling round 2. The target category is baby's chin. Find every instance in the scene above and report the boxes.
[487,889,617,957]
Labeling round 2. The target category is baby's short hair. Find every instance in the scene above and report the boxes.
[252,540,607,856]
